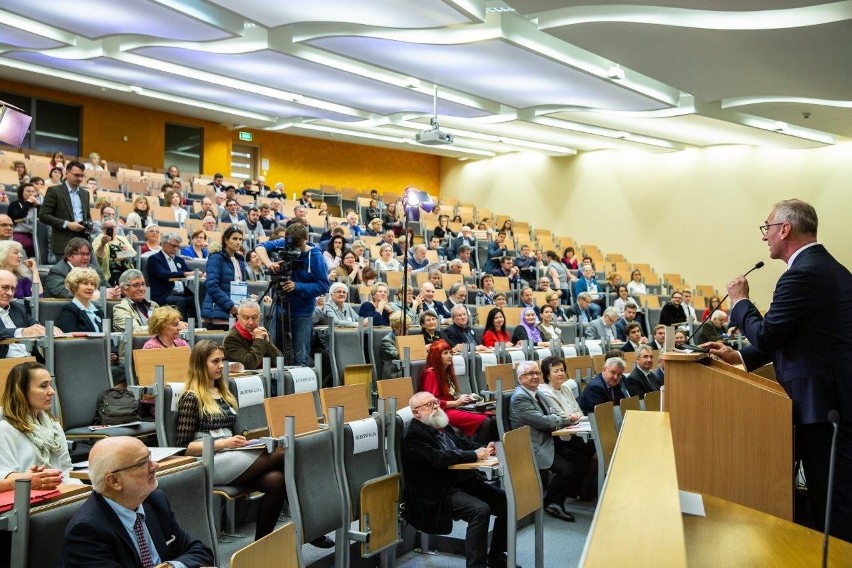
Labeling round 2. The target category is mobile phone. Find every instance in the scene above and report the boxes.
[105,226,114,238]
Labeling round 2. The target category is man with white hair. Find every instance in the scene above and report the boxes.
[223,300,282,369]
[408,244,430,273]
[578,357,630,414]
[402,391,508,568]
[694,310,728,345]
[59,436,214,567]
[585,307,622,343]
[509,361,577,522]
[443,304,483,352]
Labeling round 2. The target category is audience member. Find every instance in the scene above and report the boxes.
[39,160,92,257]
[481,307,511,348]
[139,224,162,256]
[0,362,78,492]
[203,226,247,322]
[416,281,451,322]
[324,282,359,325]
[650,324,666,350]
[358,282,392,327]
[573,265,603,317]
[509,360,577,522]
[0,241,41,298]
[485,232,510,272]
[585,307,621,343]
[175,341,295,542]
[419,340,497,443]
[511,307,548,347]
[619,323,647,352]
[517,286,540,317]
[419,310,445,345]
[147,232,195,319]
[182,229,209,259]
[0,270,49,359]
[578,357,630,414]
[537,305,562,343]
[694,310,728,345]
[402,390,506,567]
[223,300,282,369]
[681,290,697,322]
[220,199,246,224]
[45,238,116,299]
[659,290,687,327]
[8,181,41,256]
[92,218,134,286]
[444,304,487,352]
[626,345,661,398]
[476,273,496,305]
[111,269,157,333]
[142,306,190,349]
[702,295,722,321]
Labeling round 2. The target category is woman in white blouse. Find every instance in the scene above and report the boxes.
[0,362,81,490]
[374,243,403,272]
[626,269,647,296]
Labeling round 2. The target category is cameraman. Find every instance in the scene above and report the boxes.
[255,223,329,366]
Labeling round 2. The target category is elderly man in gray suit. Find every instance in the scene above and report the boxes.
[584,307,622,344]
[509,360,578,522]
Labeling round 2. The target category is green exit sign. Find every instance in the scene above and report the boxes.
[238,131,253,141]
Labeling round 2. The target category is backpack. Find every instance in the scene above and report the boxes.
[93,388,141,426]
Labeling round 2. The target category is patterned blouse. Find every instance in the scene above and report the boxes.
[175,391,237,447]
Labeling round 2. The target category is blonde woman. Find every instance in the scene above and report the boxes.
[0,240,41,298]
[175,341,292,542]
[142,306,189,349]
[125,195,152,229]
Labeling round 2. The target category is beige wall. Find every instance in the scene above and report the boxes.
[439,142,852,309]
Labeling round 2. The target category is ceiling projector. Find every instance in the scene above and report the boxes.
[416,127,454,145]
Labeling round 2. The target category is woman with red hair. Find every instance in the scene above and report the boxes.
[419,339,497,443]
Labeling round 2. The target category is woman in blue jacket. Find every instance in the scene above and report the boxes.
[202,226,247,322]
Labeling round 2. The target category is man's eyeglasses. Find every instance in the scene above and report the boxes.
[759,223,784,236]
[126,282,146,289]
[0,223,13,228]
[0,285,15,293]
[520,371,542,378]
[413,399,439,411]
[72,251,92,258]
[110,453,152,475]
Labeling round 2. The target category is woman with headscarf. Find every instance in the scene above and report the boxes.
[510,306,549,347]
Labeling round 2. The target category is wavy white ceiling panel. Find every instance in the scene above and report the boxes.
[207,0,471,28]
[133,46,489,118]
[1,0,234,41]
[0,22,65,49]
[309,36,669,111]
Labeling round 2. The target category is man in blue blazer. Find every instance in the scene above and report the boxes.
[578,357,629,414]
[60,436,214,567]
[707,199,852,542]
[146,233,194,319]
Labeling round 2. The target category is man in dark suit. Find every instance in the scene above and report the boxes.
[578,356,629,414]
[626,345,660,398]
[614,301,647,341]
[60,436,214,567]
[509,361,577,522]
[707,199,852,542]
[44,237,117,299]
[402,391,509,568]
[564,292,595,324]
[146,232,195,319]
[0,269,51,359]
[39,160,92,257]
[658,290,687,327]
[443,304,484,352]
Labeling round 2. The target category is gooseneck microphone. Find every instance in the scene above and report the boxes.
[822,410,840,568]
[684,261,765,349]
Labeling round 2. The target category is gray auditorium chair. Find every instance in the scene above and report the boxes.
[283,416,347,566]
[36,298,66,326]
[51,336,156,442]
[328,325,365,387]
[495,378,515,440]
[331,406,402,562]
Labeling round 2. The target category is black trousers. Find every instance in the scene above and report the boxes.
[450,478,507,568]
[797,421,852,543]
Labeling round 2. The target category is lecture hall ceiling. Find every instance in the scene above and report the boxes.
[0,0,849,159]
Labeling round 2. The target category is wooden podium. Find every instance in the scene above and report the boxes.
[663,352,793,520]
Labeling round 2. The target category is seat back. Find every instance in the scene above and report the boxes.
[340,414,388,520]
[264,392,320,438]
[620,395,642,415]
[0,356,36,395]
[320,384,370,422]
[20,485,92,568]
[494,378,515,440]
[375,377,414,405]
[284,422,346,562]
[157,460,219,565]
[343,363,375,410]
[155,376,185,447]
[133,346,191,386]
[229,375,269,438]
[395,334,426,361]
[53,338,113,432]
[564,355,594,389]
[36,298,67,326]
[500,426,543,521]
[644,390,662,412]
[485,363,516,393]
[229,522,299,568]
[590,401,618,494]
[329,327,364,386]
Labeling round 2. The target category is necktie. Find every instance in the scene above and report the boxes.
[608,387,614,401]
[133,513,154,568]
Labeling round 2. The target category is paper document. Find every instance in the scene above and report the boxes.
[679,490,706,516]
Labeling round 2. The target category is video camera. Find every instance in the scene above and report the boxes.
[267,236,304,285]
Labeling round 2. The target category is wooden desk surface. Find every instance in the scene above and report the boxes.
[684,493,852,567]
[449,457,498,470]
[582,412,687,566]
